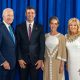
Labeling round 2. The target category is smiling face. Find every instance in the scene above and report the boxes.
[50,19,58,32]
[25,8,35,22]
[68,18,80,35]
[69,21,78,34]
[3,8,14,25]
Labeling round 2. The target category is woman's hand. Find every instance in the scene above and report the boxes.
[59,61,64,74]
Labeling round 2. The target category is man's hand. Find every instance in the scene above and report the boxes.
[35,60,43,70]
[41,61,44,71]
[3,61,10,70]
[18,59,27,69]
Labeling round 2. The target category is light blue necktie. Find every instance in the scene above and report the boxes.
[9,26,15,43]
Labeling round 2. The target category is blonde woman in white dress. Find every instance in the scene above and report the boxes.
[66,18,80,80]
[43,16,67,80]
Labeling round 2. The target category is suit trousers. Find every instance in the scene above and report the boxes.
[19,62,39,80]
[0,66,16,80]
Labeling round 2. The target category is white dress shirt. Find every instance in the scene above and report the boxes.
[3,20,10,32]
[26,21,34,36]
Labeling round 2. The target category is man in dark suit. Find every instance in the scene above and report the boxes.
[0,8,16,80]
[16,6,45,80]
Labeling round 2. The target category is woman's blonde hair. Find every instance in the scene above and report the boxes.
[68,18,80,35]
[79,21,80,32]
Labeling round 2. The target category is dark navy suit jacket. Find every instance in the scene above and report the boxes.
[0,22,16,69]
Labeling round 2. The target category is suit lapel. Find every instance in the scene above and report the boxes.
[30,23,38,41]
[22,22,29,40]
[23,22,38,41]
[2,23,15,44]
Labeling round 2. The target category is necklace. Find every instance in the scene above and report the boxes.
[66,33,80,42]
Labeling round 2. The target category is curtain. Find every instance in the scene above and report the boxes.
[0,0,80,80]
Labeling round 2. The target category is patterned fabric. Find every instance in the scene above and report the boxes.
[66,35,80,80]
[9,26,15,43]
[43,33,66,80]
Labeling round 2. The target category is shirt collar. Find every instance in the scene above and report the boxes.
[3,20,10,29]
[26,21,34,28]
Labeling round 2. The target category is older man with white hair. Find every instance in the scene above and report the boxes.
[0,8,16,80]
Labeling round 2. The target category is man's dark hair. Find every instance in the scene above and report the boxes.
[26,6,36,11]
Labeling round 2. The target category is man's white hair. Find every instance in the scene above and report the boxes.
[2,8,14,17]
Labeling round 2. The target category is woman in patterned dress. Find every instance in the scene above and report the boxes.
[66,18,80,80]
[43,16,67,80]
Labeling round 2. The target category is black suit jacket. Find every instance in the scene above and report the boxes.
[15,22,45,64]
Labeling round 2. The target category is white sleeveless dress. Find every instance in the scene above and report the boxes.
[66,36,80,80]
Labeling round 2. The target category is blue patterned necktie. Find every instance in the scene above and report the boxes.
[9,26,15,43]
